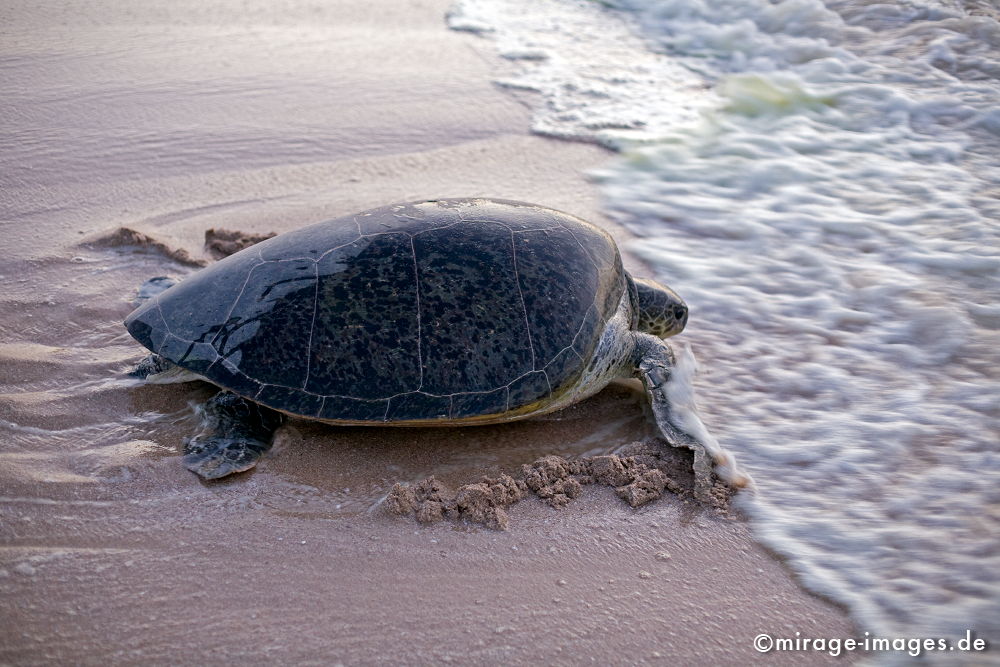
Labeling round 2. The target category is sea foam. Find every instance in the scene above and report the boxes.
[451,0,1000,648]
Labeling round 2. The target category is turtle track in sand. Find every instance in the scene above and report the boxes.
[384,438,733,530]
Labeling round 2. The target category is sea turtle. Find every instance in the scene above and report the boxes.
[125,198,732,496]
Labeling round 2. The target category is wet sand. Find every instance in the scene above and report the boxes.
[1,0,856,663]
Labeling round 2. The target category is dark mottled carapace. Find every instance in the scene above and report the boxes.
[125,199,626,423]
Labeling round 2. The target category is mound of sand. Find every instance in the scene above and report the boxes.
[87,226,276,268]
[204,228,277,259]
[87,227,208,267]
[384,438,733,529]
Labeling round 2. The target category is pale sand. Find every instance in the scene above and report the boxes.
[0,0,856,663]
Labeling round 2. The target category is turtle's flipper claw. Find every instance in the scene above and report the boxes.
[183,435,271,480]
[183,391,285,480]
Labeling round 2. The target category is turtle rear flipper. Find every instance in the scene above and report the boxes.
[134,276,179,306]
[183,392,285,480]
[129,353,202,383]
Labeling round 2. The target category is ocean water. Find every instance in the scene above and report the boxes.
[450,0,1000,655]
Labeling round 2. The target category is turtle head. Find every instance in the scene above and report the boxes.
[632,276,688,338]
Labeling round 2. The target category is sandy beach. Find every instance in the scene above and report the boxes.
[1,0,856,663]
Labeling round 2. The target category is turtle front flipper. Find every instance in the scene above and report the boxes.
[632,334,752,502]
[183,391,285,480]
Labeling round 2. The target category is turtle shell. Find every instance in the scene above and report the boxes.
[125,198,627,423]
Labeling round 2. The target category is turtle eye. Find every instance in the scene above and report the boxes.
[673,305,687,320]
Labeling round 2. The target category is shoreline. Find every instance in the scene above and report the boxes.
[0,0,857,663]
